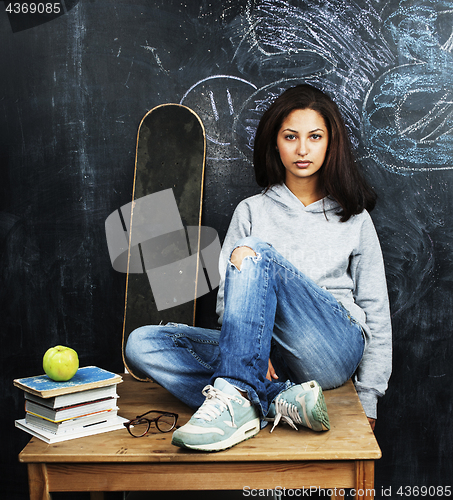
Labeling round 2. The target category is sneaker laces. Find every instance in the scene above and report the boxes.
[193,385,242,427]
[270,397,304,433]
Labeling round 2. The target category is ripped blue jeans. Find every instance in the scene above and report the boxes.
[125,236,364,418]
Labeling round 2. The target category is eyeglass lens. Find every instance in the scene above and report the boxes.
[156,413,176,432]
[128,418,150,437]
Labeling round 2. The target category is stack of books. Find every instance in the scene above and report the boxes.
[14,366,128,443]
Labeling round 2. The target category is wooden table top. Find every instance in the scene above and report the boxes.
[19,374,381,464]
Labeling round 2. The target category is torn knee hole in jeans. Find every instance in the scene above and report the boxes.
[229,246,260,271]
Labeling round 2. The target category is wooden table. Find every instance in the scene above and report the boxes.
[19,375,381,500]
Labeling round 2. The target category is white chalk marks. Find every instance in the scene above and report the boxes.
[362,2,453,173]
[180,76,257,160]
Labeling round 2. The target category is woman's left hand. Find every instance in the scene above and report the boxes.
[266,359,279,380]
[368,418,376,431]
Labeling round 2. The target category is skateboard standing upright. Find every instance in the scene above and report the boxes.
[121,104,206,380]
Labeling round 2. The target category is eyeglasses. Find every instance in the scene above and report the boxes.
[123,410,179,437]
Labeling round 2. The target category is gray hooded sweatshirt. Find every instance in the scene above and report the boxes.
[216,183,392,419]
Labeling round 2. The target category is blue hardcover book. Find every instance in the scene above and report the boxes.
[14,366,123,398]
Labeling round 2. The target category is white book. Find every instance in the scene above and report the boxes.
[15,415,128,444]
[25,397,118,422]
[24,384,119,409]
[25,410,119,435]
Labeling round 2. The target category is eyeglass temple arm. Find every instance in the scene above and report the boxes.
[135,410,178,419]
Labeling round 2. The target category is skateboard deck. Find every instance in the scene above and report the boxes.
[121,104,206,380]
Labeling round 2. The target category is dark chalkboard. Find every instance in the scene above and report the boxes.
[1,1,452,498]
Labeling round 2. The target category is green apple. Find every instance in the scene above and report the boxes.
[43,345,79,382]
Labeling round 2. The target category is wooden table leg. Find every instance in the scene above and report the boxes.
[355,460,375,499]
[28,464,50,500]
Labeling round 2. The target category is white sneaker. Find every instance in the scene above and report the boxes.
[267,380,330,432]
[171,378,260,451]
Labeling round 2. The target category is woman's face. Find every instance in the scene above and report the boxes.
[276,108,329,186]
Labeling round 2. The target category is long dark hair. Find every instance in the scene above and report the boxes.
[253,84,376,222]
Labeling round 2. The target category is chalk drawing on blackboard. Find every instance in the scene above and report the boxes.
[382,3,453,60]
[180,76,257,161]
[362,2,453,174]
[362,63,453,174]
[141,44,169,74]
